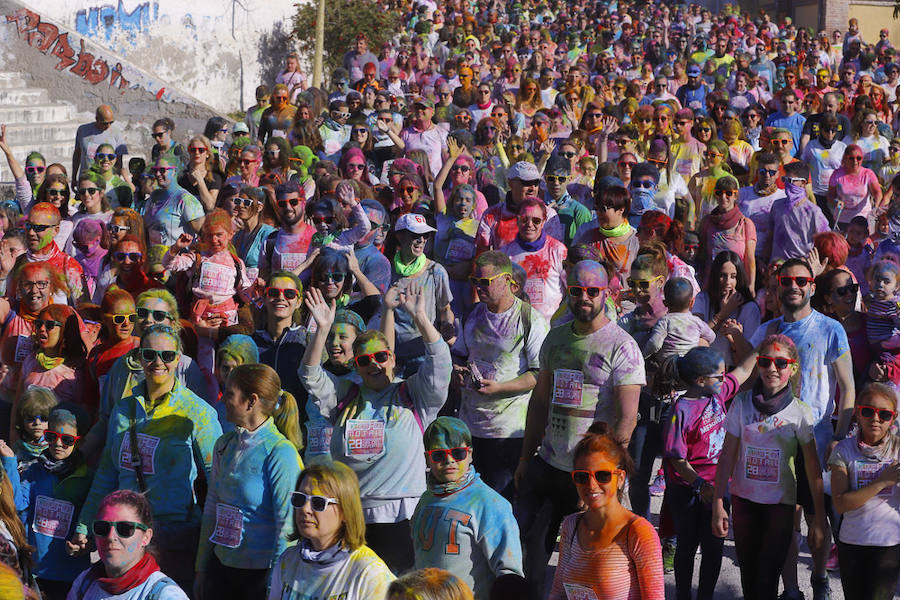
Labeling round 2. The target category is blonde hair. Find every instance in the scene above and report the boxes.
[387,568,475,600]
[295,461,365,550]
[227,363,303,450]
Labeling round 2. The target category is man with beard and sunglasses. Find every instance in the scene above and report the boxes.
[513,260,645,591]
[731,258,855,600]
[257,181,315,282]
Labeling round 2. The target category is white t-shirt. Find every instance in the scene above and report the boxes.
[828,434,900,547]
[266,545,394,600]
[725,392,815,506]
[66,570,189,600]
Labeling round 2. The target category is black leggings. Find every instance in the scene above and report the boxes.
[837,541,900,600]
[367,520,415,575]
[731,496,795,600]
[203,552,270,600]
[668,483,727,600]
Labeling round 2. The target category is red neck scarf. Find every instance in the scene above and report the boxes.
[709,204,742,231]
[91,552,160,595]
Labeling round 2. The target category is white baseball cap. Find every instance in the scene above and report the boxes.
[394,213,437,234]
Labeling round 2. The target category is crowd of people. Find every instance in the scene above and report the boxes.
[0,0,899,598]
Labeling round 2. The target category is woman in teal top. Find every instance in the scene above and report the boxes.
[196,363,303,600]
[69,324,222,595]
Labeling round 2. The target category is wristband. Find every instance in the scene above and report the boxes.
[691,476,707,493]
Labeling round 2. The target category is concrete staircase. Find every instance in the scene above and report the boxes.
[0,71,87,174]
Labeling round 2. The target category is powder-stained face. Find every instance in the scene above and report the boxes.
[425,443,472,484]
[572,452,623,511]
[326,323,356,368]
[33,310,62,350]
[25,208,60,253]
[567,262,609,322]
[353,337,395,388]
[46,421,78,461]
[95,503,152,574]
[106,298,136,342]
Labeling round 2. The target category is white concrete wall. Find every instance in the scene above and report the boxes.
[31,0,302,113]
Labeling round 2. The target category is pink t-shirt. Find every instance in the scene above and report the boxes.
[829,166,879,224]
[703,215,757,265]
[502,236,568,322]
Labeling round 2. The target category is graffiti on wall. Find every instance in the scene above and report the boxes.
[75,1,158,43]
[5,8,131,89]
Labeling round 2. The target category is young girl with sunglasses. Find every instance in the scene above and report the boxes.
[87,289,139,406]
[410,417,522,597]
[712,334,826,600]
[19,407,92,599]
[12,386,57,473]
[549,421,663,600]
[19,305,89,420]
[863,260,900,354]
[829,383,900,600]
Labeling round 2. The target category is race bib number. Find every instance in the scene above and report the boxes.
[856,461,895,497]
[525,279,544,306]
[118,433,160,474]
[32,496,74,539]
[278,252,306,272]
[345,419,385,458]
[210,503,243,548]
[552,369,584,406]
[14,335,32,364]
[307,425,333,455]
[199,261,236,297]
[563,583,599,600]
[745,446,780,483]
[445,238,475,262]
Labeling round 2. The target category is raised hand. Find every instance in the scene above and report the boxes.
[0,124,9,153]
[174,232,194,251]
[336,180,357,205]
[383,282,403,311]
[447,136,463,159]
[304,287,336,330]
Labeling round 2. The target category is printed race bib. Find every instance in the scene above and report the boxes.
[210,503,243,548]
[118,433,160,474]
[445,238,475,262]
[552,369,584,406]
[563,583,599,600]
[307,425,334,455]
[32,496,74,539]
[278,252,306,272]
[14,335,32,364]
[345,419,385,458]
[525,279,544,306]
[199,261,236,297]
[856,461,895,497]
[745,445,780,483]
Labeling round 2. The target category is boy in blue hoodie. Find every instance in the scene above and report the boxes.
[411,417,522,599]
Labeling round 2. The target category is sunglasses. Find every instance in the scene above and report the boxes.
[25,223,53,232]
[770,139,791,147]
[647,158,667,167]
[33,319,62,331]
[628,276,663,290]
[239,159,257,166]
[714,189,736,198]
[834,282,859,297]
[291,492,338,511]
[188,147,207,154]
[617,161,636,168]
[136,307,171,322]
[114,252,142,262]
[78,187,102,197]
[266,287,299,300]
[845,155,863,162]
[632,180,655,189]
[151,132,167,138]
[354,350,391,367]
[546,175,567,183]
[95,153,117,161]
[469,272,508,287]
[571,469,616,485]
[92,520,148,538]
[559,151,577,159]
[698,127,712,133]
[568,285,604,298]
[705,152,723,159]
[312,216,335,225]
[140,348,178,364]
[778,275,812,287]
[425,447,469,462]
[756,355,797,370]
[25,414,47,424]
[107,313,137,325]
[151,167,174,174]
[333,112,351,119]
[758,168,778,176]
[277,198,302,208]
[25,166,45,174]
[319,272,347,283]
[234,197,257,208]
[346,163,365,172]
[44,430,80,447]
[857,405,898,421]
[45,189,66,198]
[518,216,543,226]
[107,224,130,234]
[450,165,471,172]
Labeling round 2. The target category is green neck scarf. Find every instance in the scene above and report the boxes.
[394,252,427,277]
[36,352,64,371]
[598,220,631,238]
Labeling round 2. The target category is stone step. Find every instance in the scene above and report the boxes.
[4,121,81,144]
[0,87,48,105]
[0,103,75,124]
[0,73,27,90]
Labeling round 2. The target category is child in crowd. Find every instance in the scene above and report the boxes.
[644,278,716,361]
[162,208,253,370]
[864,260,900,351]
[12,386,57,473]
[845,215,875,296]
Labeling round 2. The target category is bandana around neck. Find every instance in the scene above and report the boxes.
[394,252,427,277]
[428,465,477,496]
[599,220,631,238]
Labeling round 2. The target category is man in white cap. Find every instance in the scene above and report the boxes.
[476,161,563,252]
[388,212,454,377]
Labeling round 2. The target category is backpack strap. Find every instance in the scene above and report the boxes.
[398,382,424,434]
[147,576,178,600]
[520,300,533,345]
[335,384,361,427]
[74,570,98,600]
[129,397,148,493]
[264,229,280,269]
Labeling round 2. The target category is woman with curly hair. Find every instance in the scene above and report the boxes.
[515,78,543,119]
